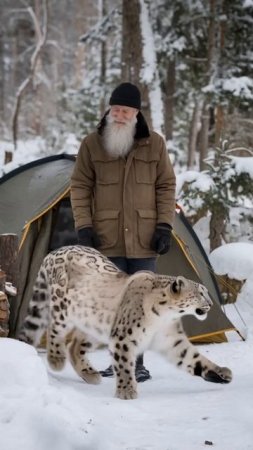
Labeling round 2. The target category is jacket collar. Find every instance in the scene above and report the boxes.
[97,110,150,140]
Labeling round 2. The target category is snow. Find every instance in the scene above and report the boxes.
[209,242,253,281]
[139,0,164,134]
[243,0,253,6]
[203,77,253,100]
[176,156,253,199]
[210,243,253,333]
[176,170,214,197]
[0,135,79,177]
[1,244,253,449]
[1,318,253,450]
[231,156,253,178]
[139,0,156,85]
[176,156,253,217]
[222,77,253,99]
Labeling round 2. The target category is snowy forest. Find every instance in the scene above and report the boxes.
[0,0,253,253]
[1,3,253,449]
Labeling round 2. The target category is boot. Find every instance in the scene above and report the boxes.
[100,354,152,383]
[100,365,114,377]
[135,354,152,383]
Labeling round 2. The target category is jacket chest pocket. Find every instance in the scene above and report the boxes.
[94,160,120,184]
[134,154,159,184]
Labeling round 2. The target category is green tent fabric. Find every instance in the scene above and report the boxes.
[0,154,238,341]
[157,212,235,341]
[0,155,75,336]
[0,155,73,241]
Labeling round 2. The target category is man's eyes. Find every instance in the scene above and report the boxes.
[112,108,128,114]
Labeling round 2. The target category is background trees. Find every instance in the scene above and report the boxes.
[0,0,252,247]
[1,1,252,157]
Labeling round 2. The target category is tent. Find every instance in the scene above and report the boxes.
[0,154,238,342]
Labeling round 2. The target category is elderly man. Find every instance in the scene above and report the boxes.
[70,82,176,382]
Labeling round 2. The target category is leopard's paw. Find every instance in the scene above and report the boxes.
[115,387,138,400]
[204,366,232,384]
[81,370,102,385]
[47,353,66,371]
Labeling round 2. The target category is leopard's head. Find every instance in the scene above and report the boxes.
[157,276,213,320]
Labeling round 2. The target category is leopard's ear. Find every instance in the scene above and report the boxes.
[120,272,155,306]
[170,276,185,294]
[127,271,155,292]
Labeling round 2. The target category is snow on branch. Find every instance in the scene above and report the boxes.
[79,7,119,44]
[5,282,17,297]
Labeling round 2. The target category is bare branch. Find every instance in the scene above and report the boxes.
[27,6,42,42]
[46,40,62,54]
[226,147,253,156]
[11,0,49,152]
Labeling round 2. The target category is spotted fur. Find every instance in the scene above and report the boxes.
[19,246,232,399]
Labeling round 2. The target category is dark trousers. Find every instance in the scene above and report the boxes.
[107,257,156,371]
[108,257,157,275]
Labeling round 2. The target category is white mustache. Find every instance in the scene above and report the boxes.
[107,115,128,126]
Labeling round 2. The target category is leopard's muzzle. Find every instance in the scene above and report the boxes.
[195,298,212,319]
[195,306,210,316]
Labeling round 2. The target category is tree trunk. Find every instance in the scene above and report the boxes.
[209,208,226,252]
[187,99,203,169]
[215,104,224,145]
[121,0,142,83]
[99,0,107,116]
[198,0,216,169]
[164,59,175,141]
[121,0,152,126]
[199,102,210,170]
[215,1,226,145]
[4,151,13,164]
[0,11,4,126]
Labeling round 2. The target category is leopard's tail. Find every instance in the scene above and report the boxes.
[19,262,50,347]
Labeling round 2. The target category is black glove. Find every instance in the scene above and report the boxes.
[150,223,172,255]
[77,227,101,248]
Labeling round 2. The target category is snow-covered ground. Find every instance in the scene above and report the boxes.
[1,241,253,450]
[1,331,253,450]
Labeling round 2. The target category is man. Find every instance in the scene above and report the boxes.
[70,82,176,382]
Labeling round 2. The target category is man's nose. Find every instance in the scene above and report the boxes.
[115,111,124,121]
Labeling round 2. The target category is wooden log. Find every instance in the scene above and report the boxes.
[0,269,5,291]
[0,234,19,288]
[0,270,9,337]
[0,235,18,337]
[218,274,245,304]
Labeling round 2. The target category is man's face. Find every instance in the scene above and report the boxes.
[110,105,138,125]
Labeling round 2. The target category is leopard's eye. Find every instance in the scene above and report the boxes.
[171,281,179,294]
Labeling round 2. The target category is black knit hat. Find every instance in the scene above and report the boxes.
[109,82,141,109]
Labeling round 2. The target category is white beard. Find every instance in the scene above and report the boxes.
[103,114,137,158]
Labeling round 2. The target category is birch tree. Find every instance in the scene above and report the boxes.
[11,0,48,157]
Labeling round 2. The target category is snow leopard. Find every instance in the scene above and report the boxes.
[19,246,232,400]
